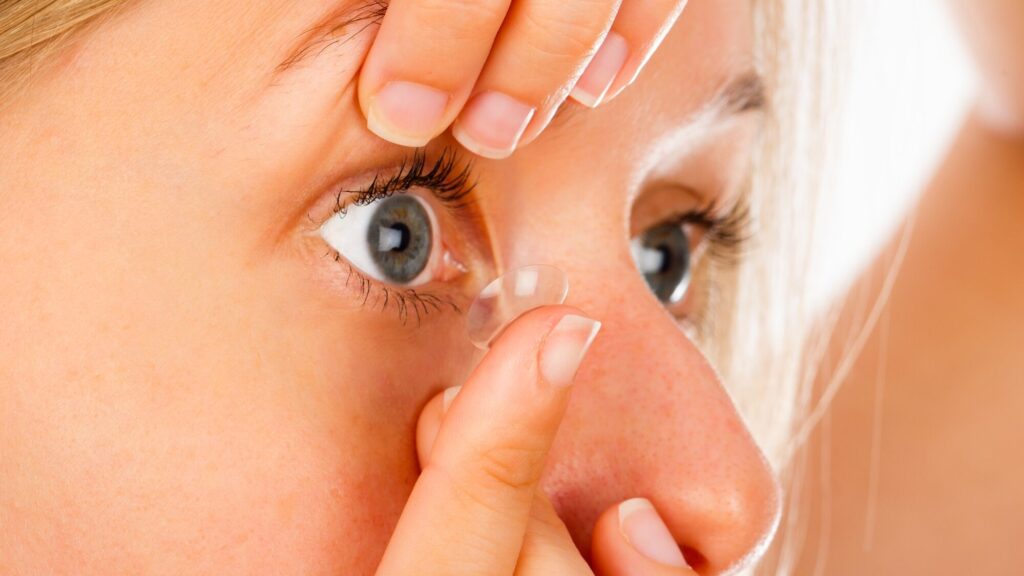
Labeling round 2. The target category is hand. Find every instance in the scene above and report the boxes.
[358,0,690,159]
[376,307,698,575]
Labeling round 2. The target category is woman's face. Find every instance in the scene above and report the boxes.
[0,0,778,573]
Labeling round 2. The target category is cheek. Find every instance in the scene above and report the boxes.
[6,338,432,574]
[2,243,473,575]
[3,324,409,575]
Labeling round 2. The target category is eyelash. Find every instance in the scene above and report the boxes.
[332,148,476,215]
[330,256,462,326]
[671,199,752,333]
[325,149,476,326]
[681,200,752,265]
[323,149,751,325]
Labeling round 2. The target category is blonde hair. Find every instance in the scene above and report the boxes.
[734,2,846,574]
[0,1,837,574]
[0,0,130,103]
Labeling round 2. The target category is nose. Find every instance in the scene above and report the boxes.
[541,273,781,574]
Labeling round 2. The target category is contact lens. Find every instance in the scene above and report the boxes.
[466,265,569,349]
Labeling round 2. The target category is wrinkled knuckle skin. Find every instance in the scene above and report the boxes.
[520,5,610,62]
[416,0,509,41]
[476,443,547,492]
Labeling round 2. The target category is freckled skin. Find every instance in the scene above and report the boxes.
[0,1,777,574]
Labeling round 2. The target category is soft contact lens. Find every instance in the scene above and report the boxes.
[466,265,569,349]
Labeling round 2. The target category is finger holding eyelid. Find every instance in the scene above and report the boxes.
[357,0,513,147]
[587,0,689,105]
[452,0,623,158]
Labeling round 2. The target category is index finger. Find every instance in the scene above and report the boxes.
[375,307,602,576]
[358,0,512,147]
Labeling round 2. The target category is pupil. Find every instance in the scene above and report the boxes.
[633,222,691,305]
[655,245,672,273]
[389,223,411,252]
[366,196,432,284]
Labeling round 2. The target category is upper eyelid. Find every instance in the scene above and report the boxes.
[300,149,481,243]
[335,149,480,218]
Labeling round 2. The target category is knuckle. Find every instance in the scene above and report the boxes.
[521,5,611,61]
[475,443,546,492]
[415,0,507,40]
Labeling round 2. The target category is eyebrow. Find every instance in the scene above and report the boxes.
[719,71,767,115]
[276,0,388,72]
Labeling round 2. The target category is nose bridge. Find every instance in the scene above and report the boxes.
[542,276,780,573]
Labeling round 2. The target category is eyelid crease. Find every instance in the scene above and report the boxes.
[276,0,389,73]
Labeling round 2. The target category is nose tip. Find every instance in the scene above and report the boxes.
[539,291,782,574]
[670,455,781,574]
[546,426,781,574]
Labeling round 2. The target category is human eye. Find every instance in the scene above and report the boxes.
[631,218,694,306]
[631,190,750,317]
[321,194,439,286]
[312,150,484,324]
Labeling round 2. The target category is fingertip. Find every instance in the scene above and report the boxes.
[452,91,535,159]
[364,80,451,147]
[593,499,696,576]
[489,304,588,348]
[569,31,631,108]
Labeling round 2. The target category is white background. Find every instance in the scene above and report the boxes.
[811,0,978,304]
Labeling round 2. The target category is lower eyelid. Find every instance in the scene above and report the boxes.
[324,251,465,325]
[317,206,474,322]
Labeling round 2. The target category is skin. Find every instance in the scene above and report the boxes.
[0,0,778,574]
[795,1,1024,573]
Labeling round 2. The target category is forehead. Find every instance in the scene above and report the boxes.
[637,0,755,123]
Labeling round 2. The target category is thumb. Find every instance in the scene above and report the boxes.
[592,498,698,576]
[415,386,450,467]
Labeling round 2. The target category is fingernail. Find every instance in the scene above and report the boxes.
[442,386,462,414]
[367,81,450,147]
[453,91,535,159]
[539,314,601,388]
[571,32,630,108]
[618,498,689,568]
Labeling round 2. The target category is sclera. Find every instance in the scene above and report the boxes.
[466,265,569,349]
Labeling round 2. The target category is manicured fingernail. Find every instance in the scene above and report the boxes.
[442,386,462,414]
[618,498,689,568]
[367,81,450,147]
[571,32,630,108]
[539,314,601,388]
[453,91,535,159]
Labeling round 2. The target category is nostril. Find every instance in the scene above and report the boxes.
[681,546,708,573]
